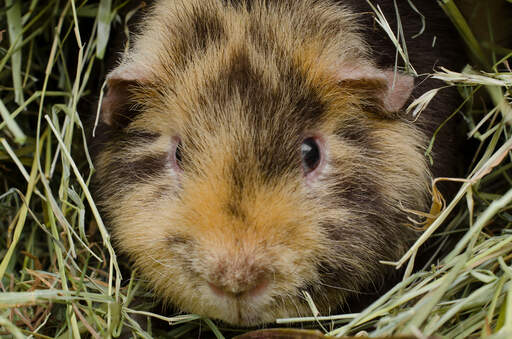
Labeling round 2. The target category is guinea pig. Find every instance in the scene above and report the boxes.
[92,0,464,326]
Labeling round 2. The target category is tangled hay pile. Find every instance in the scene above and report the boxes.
[0,0,511,338]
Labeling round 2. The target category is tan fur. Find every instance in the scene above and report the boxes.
[94,0,432,326]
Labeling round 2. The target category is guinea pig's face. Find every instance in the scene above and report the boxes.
[95,53,429,326]
[93,0,431,326]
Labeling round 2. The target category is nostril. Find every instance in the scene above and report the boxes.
[207,276,269,298]
[245,278,269,297]
[207,281,226,297]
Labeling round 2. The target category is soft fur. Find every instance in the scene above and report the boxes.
[92,0,462,325]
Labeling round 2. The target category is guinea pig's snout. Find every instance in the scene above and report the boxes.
[206,258,270,299]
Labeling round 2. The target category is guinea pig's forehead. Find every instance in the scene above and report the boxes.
[174,116,305,182]
[171,48,329,127]
[183,121,303,159]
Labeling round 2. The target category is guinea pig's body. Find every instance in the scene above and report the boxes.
[93,0,463,326]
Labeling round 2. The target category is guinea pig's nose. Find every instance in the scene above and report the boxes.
[207,277,269,298]
[207,264,270,298]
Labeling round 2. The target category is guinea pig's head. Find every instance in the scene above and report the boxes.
[93,0,430,326]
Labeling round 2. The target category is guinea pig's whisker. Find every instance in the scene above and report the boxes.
[317,282,362,294]
[291,296,306,318]
[147,255,175,271]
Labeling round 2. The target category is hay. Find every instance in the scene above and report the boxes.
[0,0,511,338]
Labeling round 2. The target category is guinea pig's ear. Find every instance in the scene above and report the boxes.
[100,64,149,128]
[337,63,414,116]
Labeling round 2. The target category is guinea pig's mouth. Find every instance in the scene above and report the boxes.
[182,277,278,326]
[192,278,317,326]
[203,278,274,325]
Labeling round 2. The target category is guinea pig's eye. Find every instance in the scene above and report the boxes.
[175,142,183,165]
[301,137,321,175]
[171,137,183,171]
